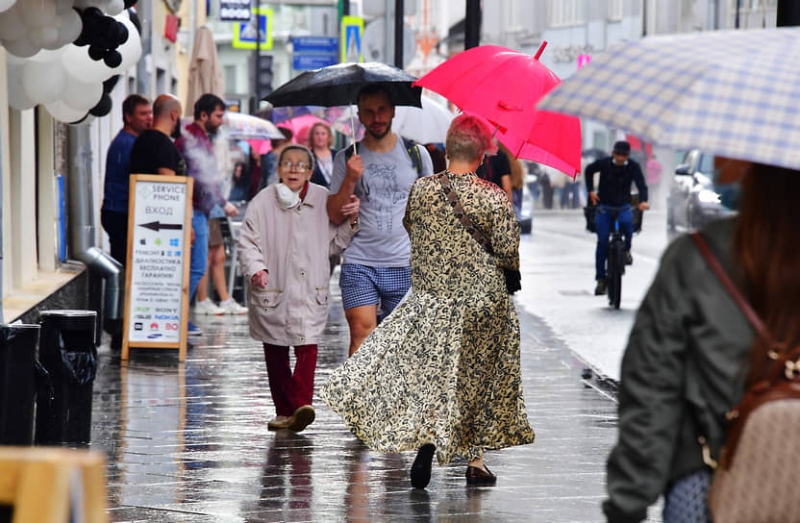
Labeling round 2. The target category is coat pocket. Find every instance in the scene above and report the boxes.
[250,288,282,309]
[314,287,330,306]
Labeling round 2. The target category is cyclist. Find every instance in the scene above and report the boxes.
[585,141,649,296]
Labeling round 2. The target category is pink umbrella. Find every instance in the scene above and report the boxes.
[414,43,581,176]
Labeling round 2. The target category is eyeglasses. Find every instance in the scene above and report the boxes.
[280,160,310,172]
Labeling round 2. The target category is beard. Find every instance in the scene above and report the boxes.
[365,123,391,141]
[170,121,182,139]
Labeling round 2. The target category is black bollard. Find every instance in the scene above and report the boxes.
[0,324,41,445]
[35,310,98,446]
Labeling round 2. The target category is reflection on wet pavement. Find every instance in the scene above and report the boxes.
[89,289,656,522]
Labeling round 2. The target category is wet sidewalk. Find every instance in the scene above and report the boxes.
[90,281,642,523]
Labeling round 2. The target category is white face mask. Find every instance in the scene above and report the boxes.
[276,183,302,209]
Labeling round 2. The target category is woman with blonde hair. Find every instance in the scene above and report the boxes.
[321,113,535,489]
[307,121,336,188]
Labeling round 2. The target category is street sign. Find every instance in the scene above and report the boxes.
[220,0,251,21]
[341,15,364,63]
[232,6,273,50]
[123,175,194,362]
[293,54,339,70]
[292,36,338,54]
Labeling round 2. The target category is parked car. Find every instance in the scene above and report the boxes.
[667,149,740,239]
[518,182,534,234]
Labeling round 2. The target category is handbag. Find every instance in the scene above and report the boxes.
[692,232,800,523]
[436,173,521,294]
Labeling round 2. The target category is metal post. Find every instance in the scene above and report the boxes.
[735,0,741,28]
[777,0,800,26]
[251,0,261,113]
[464,0,480,50]
[137,0,152,96]
[642,0,647,36]
[394,0,404,68]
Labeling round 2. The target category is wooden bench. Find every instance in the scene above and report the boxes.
[0,447,106,523]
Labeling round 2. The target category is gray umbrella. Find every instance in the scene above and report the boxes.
[264,62,422,108]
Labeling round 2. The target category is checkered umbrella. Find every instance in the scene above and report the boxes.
[537,27,800,171]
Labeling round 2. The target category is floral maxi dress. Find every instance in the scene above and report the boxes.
[320,172,535,464]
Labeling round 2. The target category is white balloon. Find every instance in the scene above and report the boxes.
[104,0,124,16]
[22,60,66,104]
[55,0,74,14]
[6,61,36,111]
[19,0,56,29]
[61,76,102,111]
[31,25,60,49]
[2,37,41,58]
[55,8,82,47]
[0,0,16,14]
[114,13,141,72]
[0,4,25,41]
[62,43,114,83]
[28,48,65,63]
[45,101,88,123]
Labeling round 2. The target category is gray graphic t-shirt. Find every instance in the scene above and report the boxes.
[331,137,433,267]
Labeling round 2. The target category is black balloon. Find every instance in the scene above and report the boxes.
[124,0,138,7]
[103,50,122,68]
[103,75,121,94]
[90,94,113,117]
[88,45,105,60]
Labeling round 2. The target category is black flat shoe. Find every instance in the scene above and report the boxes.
[466,465,497,485]
[410,444,436,489]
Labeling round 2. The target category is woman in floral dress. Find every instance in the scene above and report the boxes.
[320,114,535,489]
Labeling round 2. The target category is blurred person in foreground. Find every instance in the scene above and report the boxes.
[585,140,649,296]
[320,114,535,489]
[238,145,360,432]
[603,162,798,521]
[326,84,433,356]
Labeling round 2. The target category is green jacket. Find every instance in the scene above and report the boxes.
[604,218,753,522]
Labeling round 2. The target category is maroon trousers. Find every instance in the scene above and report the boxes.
[263,343,318,417]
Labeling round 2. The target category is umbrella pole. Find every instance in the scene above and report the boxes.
[350,105,358,155]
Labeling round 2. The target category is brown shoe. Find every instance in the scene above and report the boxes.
[267,415,291,430]
[466,465,497,485]
[287,405,315,432]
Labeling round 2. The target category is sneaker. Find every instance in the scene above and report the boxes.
[624,251,633,265]
[219,299,248,315]
[594,279,607,296]
[187,321,203,337]
[195,299,225,316]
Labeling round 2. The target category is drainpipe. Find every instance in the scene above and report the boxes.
[67,125,123,324]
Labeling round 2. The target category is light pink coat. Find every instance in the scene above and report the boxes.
[237,183,356,346]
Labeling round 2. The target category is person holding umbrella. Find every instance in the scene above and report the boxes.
[327,84,434,356]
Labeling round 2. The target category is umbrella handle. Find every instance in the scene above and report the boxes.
[350,104,357,155]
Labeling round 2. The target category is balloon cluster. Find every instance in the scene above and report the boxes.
[0,0,141,124]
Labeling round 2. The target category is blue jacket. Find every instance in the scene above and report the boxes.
[585,157,648,206]
[101,130,137,213]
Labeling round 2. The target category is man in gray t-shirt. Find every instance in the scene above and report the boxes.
[327,85,433,356]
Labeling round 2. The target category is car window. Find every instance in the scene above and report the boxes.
[698,153,714,174]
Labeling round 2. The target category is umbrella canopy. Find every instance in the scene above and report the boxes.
[537,27,800,171]
[185,26,224,117]
[264,62,422,108]
[222,112,285,140]
[414,44,581,176]
[392,96,456,144]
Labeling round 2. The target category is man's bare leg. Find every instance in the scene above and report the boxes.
[345,304,378,356]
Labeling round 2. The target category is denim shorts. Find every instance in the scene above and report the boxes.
[339,263,411,316]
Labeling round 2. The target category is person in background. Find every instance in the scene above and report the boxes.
[228,161,251,202]
[129,94,185,177]
[476,139,513,201]
[505,145,525,220]
[424,142,447,173]
[238,144,360,432]
[101,93,152,350]
[603,163,795,522]
[321,113,534,490]
[326,84,434,356]
[175,94,240,336]
[259,127,294,192]
[308,121,336,188]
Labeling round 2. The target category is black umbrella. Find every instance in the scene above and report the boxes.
[264,62,422,108]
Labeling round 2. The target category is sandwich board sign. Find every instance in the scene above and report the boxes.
[122,175,194,362]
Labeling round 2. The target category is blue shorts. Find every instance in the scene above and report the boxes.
[339,264,411,317]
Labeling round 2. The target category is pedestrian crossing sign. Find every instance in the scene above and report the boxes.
[232,6,273,50]
[340,15,364,63]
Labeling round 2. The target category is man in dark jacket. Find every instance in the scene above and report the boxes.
[585,141,649,295]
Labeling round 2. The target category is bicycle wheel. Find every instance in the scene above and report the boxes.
[608,241,622,309]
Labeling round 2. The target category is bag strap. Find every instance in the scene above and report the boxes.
[436,172,494,255]
[690,233,766,336]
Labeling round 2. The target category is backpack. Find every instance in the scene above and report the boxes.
[345,138,424,178]
[692,233,800,523]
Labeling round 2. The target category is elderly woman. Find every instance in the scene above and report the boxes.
[320,114,535,488]
[238,144,360,432]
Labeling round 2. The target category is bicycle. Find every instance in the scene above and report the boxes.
[593,203,643,309]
